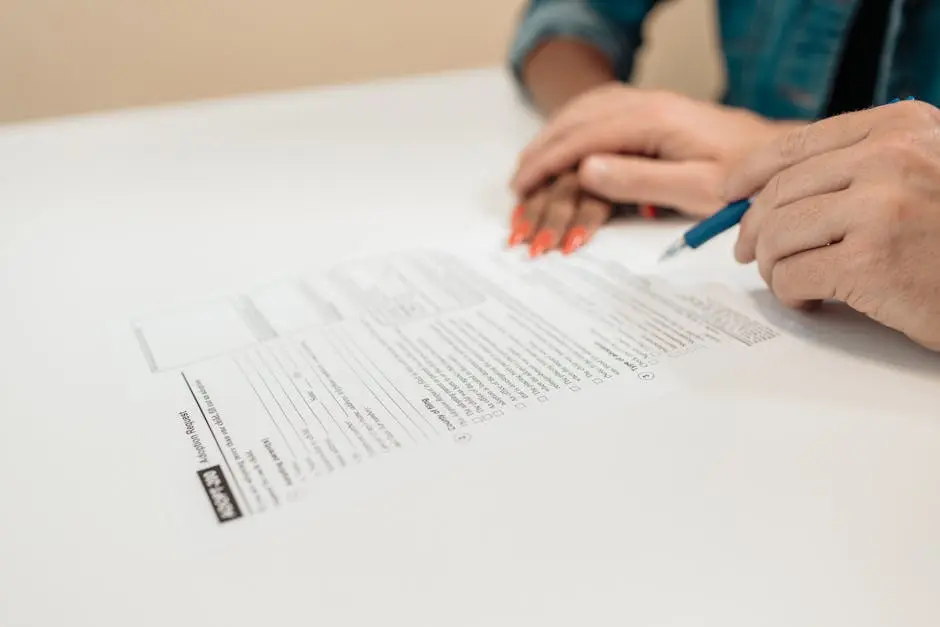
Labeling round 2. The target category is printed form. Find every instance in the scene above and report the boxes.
[133,250,780,529]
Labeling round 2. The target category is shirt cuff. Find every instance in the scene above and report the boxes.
[509,1,639,90]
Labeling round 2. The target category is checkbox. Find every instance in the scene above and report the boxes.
[593,378,603,384]
[537,395,548,402]
[569,385,581,392]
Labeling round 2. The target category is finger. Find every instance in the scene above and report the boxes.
[530,174,579,257]
[508,186,549,247]
[755,145,858,208]
[578,154,724,217]
[724,108,884,201]
[517,92,617,164]
[735,147,859,263]
[769,243,850,308]
[517,87,654,175]
[562,195,612,254]
[752,191,854,289]
[513,113,668,196]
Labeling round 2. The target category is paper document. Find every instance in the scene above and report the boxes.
[133,250,779,531]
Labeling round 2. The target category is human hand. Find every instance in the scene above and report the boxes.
[726,99,940,351]
[507,172,613,257]
[511,85,794,217]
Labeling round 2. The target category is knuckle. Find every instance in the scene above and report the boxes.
[892,190,924,226]
[645,89,672,107]
[843,281,881,316]
[906,100,940,127]
[859,134,927,184]
[879,131,925,162]
[568,89,595,110]
[641,89,679,117]
[544,148,573,177]
[579,83,621,110]
[655,92,685,123]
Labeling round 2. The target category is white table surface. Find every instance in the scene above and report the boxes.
[1,68,939,626]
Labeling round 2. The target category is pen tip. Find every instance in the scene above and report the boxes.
[658,239,686,262]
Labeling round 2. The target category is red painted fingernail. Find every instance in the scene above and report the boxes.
[529,229,555,258]
[639,205,658,220]
[562,226,588,255]
[508,220,533,247]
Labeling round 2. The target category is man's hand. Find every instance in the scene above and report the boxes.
[511,85,796,216]
[726,100,940,351]
[508,172,612,256]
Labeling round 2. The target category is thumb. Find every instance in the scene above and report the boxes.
[579,155,724,217]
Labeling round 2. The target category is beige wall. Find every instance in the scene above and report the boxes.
[0,0,721,124]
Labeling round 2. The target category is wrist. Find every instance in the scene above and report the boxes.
[523,38,617,115]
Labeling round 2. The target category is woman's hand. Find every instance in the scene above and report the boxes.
[508,172,613,257]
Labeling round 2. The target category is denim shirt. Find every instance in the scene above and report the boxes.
[510,0,940,120]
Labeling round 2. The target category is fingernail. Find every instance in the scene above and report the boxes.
[639,205,658,220]
[508,221,532,247]
[529,229,555,257]
[581,156,609,183]
[584,155,608,173]
[562,227,587,255]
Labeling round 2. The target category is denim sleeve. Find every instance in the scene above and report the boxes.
[509,0,657,89]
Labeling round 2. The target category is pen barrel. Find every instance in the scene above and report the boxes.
[685,199,751,249]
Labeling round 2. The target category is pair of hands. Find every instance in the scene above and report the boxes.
[511,87,940,351]
[509,84,790,255]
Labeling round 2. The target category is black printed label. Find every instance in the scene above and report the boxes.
[197,465,243,523]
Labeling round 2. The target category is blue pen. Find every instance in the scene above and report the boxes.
[659,96,917,262]
[659,198,751,261]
